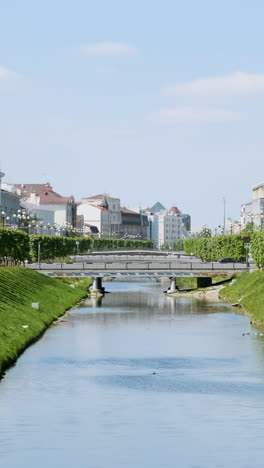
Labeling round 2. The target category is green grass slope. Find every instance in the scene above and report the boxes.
[220,271,264,323]
[0,268,92,374]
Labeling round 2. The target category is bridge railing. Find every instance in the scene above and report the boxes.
[27,261,252,271]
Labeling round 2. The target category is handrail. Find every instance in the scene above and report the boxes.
[31,261,252,272]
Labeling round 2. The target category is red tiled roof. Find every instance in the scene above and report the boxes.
[14,184,74,205]
[15,184,49,195]
[38,191,74,205]
[169,206,181,214]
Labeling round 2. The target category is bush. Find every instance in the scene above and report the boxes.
[29,235,93,261]
[29,235,153,261]
[251,232,264,268]
[0,228,29,263]
[184,235,246,262]
[0,229,154,263]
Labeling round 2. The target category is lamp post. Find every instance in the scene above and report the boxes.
[38,241,41,269]
[76,240,80,255]
[1,211,6,227]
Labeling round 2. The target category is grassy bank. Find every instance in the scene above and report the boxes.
[220,271,264,323]
[176,276,230,290]
[0,268,92,375]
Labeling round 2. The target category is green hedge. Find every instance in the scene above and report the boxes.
[30,236,153,261]
[0,229,153,263]
[29,235,93,261]
[183,235,246,262]
[251,232,264,268]
[0,228,30,263]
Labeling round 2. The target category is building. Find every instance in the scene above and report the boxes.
[144,202,192,248]
[157,207,183,248]
[182,214,191,232]
[120,207,148,239]
[78,194,149,239]
[241,183,264,229]
[78,195,121,237]
[13,183,77,232]
[146,211,159,247]
[225,219,242,235]
[0,180,21,227]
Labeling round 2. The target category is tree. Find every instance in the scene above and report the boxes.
[197,225,212,238]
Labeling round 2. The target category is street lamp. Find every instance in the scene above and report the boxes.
[1,211,6,227]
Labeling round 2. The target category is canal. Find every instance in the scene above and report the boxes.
[1,281,264,468]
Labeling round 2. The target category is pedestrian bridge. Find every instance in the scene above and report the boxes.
[27,256,252,293]
[27,259,250,278]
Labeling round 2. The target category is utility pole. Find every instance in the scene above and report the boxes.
[0,171,5,207]
[223,197,226,235]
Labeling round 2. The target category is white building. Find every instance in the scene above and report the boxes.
[78,194,149,239]
[20,200,55,235]
[158,208,183,248]
[78,195,122,237]
[241,183,264,229]
[145,204,184,248]
[12,183,77,234]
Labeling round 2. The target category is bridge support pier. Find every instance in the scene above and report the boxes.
[91,277,105,296]
[197,277,212,288]
[167,277,179,294]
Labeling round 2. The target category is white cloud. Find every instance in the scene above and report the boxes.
[154,107,246,124]
[78,41,137,57]
[0,66,19,81]
[164,72,264,97]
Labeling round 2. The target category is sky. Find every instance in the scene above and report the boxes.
[1,0,264,230]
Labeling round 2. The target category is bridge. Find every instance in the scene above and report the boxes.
[27,253,252,294]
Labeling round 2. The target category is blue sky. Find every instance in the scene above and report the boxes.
[1,0,264,229]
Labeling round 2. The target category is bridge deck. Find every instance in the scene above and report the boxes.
[26,259,252,277]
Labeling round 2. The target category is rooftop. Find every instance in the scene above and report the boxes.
[83,194,119,201]
[151,201,166,213]
[169,206,181,215]
[120,207,138,214]
[14,183,75,205]
[253,183,264,191]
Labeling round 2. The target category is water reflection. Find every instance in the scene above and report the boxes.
[1,281,264,468]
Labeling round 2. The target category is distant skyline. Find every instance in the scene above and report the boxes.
[1,0,264,230]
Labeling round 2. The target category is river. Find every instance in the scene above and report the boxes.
[1,281,264,468]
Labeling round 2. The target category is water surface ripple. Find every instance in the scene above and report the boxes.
[1,281,264,468]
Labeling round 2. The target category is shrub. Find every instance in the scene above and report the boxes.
[0,228,29,263]
[184,235,246,262]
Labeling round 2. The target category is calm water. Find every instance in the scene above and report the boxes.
[1,281,264,468]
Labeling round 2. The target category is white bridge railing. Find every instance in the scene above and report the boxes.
[27,261,251,272]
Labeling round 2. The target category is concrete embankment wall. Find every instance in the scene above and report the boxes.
[0,268,92,376]
[220,271,264,323]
